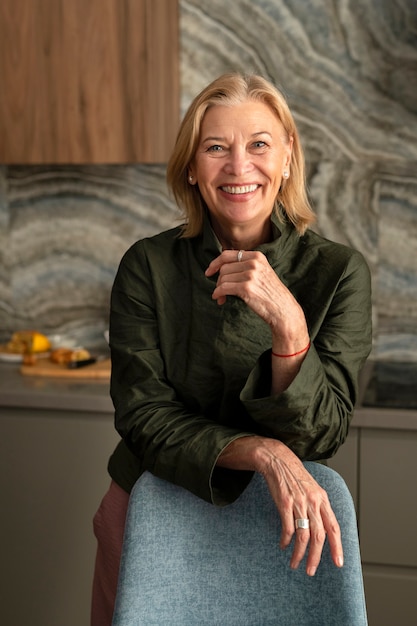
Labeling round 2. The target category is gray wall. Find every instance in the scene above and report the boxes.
[1,0,416,365]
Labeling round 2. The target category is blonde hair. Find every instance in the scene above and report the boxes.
[166,73,315,237]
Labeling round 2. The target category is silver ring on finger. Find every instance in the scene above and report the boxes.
[295,518,310,530]
[237,250,244,262]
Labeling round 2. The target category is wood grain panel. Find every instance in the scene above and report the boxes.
[0,0,179,163]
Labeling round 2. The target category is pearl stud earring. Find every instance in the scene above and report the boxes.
[283,171,289,179]
[189,175,193,182]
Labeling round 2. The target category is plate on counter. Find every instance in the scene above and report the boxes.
[0,349,51,363]
[0,351,24,363]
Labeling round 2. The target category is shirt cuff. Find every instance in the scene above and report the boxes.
[239,346,325,429]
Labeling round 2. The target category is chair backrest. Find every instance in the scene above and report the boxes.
[112,462,368,626]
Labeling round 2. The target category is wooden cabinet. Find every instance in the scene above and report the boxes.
[0,0,179,163]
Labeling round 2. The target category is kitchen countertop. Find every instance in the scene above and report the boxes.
[0,362,113,413]
[0,361,416,427]
[361,360,417,411]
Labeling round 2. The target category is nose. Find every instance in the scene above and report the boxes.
[223,146,254,177]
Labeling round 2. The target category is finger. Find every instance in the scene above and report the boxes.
[290,523,312,572]
[210,261,253,305]
[302,503,343,576]
[214,294,227,306]
[279,504,297,551]
[322,507,344,569]
[205,250,245,277]
[211,278,247,305]
[288,504,311,570]
[212,270,248,297]
[303,517,326,576]
[205,249,261,277]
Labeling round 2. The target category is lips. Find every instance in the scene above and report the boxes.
[220,184,259,194]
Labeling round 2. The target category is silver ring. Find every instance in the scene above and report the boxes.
[295,518,310,530]
[237,250,244,262]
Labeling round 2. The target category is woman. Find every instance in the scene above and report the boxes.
[91,73,372,625]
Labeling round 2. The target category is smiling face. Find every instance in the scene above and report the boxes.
[189,99,293,248]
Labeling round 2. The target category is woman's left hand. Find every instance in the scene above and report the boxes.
[206,250,287,317]
[206,249,310,394]
[205,249,306,339]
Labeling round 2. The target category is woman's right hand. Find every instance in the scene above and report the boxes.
[216,436,343,576]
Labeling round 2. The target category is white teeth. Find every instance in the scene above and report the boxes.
[221,184,258,194]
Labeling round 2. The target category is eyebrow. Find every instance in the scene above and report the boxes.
[201,131,273,143]
[201,136,224,143]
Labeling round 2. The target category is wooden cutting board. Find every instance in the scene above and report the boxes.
[20,357,111,379]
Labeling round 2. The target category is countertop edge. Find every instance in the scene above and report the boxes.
[1,365,416,426]
[0,391,114,414]
[352,407,417,431]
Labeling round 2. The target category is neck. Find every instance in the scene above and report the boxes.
[212,219,273,251]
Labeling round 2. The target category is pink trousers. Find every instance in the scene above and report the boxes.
[91,480,130,626]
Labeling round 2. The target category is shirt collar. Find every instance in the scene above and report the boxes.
[195,209,298,269]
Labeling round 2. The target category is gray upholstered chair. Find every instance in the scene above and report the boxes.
[112,462,368,625]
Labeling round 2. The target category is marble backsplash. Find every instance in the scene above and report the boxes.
[0,0,416,365]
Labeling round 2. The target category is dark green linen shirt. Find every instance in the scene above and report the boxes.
[108,213,372,505]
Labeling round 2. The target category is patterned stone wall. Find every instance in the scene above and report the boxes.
[0,0,416,364]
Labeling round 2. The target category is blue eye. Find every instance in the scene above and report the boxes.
[207,144,223,152]
[253,141,266,148]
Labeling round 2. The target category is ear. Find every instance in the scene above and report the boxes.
[284,135,294,169]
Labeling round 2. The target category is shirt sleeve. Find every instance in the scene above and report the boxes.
[110,243,253,506]
[240,249,372,460]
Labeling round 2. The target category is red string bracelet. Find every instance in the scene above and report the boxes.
[272,341,311,358]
